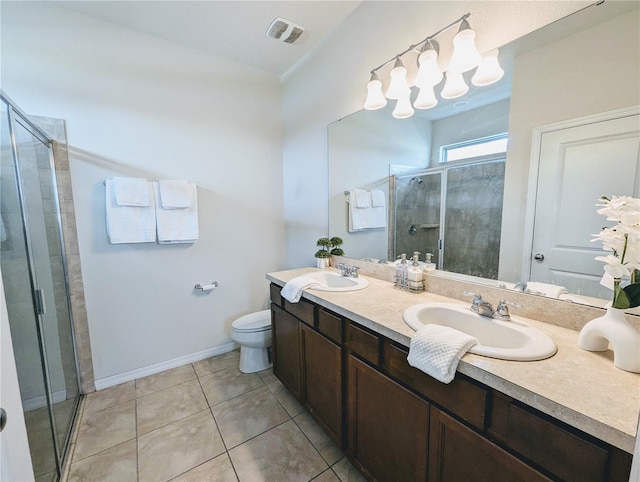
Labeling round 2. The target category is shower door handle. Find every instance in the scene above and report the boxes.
[0,408,6,432]
[34,289,46,315]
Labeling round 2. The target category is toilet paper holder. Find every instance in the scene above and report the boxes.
[194,281,219,291]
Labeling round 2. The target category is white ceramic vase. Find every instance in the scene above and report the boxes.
[316,257,330,269]
[578,307,640,373]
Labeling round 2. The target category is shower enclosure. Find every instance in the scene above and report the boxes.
[1,95,80,481]
[393,159,505,279]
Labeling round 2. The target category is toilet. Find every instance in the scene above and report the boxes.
[231,309,272,373]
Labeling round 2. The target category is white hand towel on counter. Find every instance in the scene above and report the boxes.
[105,179,156,244]
[353,189,372,208]
[112,177,150,206]
[158,180,192,209]
[407,324,478,384]
[153,182,199,244]
[525,282,568,298]
[281,276,321,303]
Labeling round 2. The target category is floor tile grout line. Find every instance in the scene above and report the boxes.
[291,414,340,468]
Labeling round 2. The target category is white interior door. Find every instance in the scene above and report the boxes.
[0,271,35,481]
[530,113,640,298]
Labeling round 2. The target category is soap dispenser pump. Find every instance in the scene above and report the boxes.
[424,252,436,271]
[395,253,408,288]
[408,251,425,291]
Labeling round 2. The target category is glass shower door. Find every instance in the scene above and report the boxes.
[1,100,80,481]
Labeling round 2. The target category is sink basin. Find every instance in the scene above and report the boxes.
[403,302,557,361]
[305,271,369,292]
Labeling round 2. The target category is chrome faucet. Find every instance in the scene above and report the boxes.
[337,263,360,278]
[494,300,522,321]
[477,300,495,318]
[337,263,349,276]
[513,281,527,292]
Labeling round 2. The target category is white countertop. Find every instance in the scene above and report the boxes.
[267,267,640,454]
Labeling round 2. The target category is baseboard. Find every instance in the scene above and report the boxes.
[23,388,68,412]
[94,342,239,391]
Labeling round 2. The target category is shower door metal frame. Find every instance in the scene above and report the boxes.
[2,92,81,477]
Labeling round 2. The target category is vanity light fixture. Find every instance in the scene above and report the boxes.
[472,49,504,86]
[385,57,411,100]
[364,72,387,110]
[363,13,503,118]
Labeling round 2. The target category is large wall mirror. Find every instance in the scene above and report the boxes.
[328,1,640,310]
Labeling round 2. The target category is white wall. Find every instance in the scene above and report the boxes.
[1,2,284,384]
[281,0,593,269]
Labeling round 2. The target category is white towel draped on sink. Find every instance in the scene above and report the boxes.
[407,324,478,384]
[281,276,321,303]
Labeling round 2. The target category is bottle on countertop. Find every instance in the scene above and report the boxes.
[424,252,436,271]
[408,251,425,291]
[395,253,408,287]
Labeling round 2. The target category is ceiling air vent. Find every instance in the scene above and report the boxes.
[266,17,305,44]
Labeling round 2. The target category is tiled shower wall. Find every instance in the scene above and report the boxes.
[33,116,95,394]
[393,160,505,279]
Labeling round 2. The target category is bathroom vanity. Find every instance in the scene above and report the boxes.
[267,268,638,482]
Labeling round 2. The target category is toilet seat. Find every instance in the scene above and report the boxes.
[232,309,271,333]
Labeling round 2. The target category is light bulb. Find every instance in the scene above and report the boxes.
[364,72,387,110]
[447,20,482,74]
[415,47,443,88]
[385,58,411,100]
[414,85,438,109]
[472,49,504,86]
[441,72,468,99]
[392,96,414,119]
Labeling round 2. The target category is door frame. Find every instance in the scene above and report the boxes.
[522,105,640,280]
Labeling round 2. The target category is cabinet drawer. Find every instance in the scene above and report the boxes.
[348,323,380,366]
[506,404,609,482]
[382,340,487,430]
[318,309,343,345]
[284,297,315,327]
[270,283,282,308]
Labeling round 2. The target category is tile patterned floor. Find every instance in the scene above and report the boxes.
[64,350,366,482]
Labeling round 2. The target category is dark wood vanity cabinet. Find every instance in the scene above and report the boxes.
[269,283,632,482]
[348,354,429,482]
[270,286,345,448]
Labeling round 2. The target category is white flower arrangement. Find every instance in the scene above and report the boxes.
[591,196,640,308]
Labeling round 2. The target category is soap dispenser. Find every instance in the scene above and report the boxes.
[395,253,408,288]
[407,251,424,291]
[424,252,436,271]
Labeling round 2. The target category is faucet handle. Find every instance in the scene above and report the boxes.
[350,266,361,278]
[494,300,522,321]
[463,291,483,313]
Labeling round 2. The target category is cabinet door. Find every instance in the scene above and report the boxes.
[301,324,343,448]
[429,407,551,482]
[271,304,302,400]
[348,355,429,482]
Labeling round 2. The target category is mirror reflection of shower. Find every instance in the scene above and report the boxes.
[393,159,505,279]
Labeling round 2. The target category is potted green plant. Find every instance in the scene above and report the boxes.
[315,237,332,269]
[329,237,345,256]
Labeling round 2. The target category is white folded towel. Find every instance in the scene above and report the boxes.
[112,177,150,206]
[281,276,321,303]
[105,179,156,244]
[153,182,199,244]
[371,190,386,207]
[407,324,478,384]
[158,180,192,209]
[353,189,372,208]
[525,282,568,298]
[348,190,370,231]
